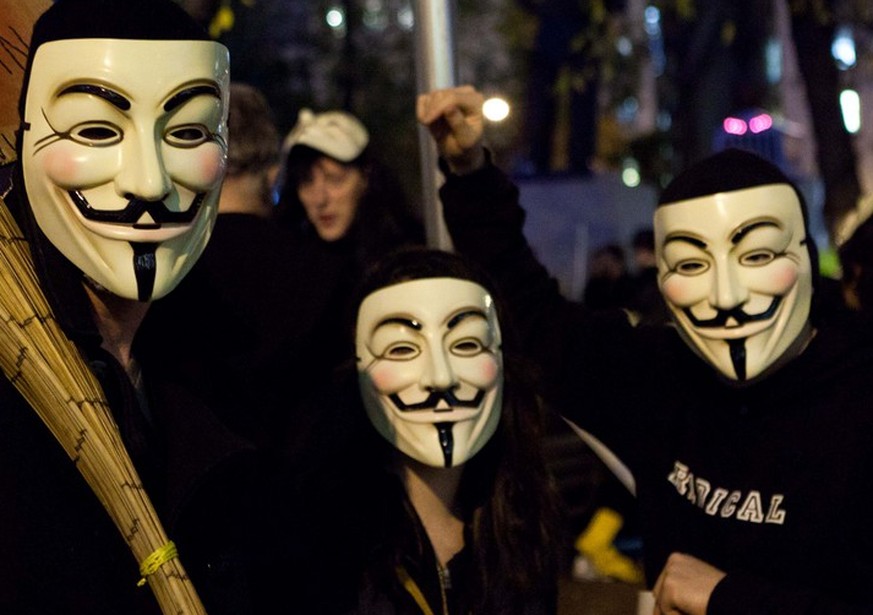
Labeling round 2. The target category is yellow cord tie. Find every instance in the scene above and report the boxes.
[137,541,178,587]
[396,565,436,615]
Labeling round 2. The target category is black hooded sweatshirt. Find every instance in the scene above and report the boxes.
[0,164,265,614]
[439,158,873,614]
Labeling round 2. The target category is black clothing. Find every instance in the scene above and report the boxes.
[624,266,670,325]
[581,272,632,310]
[265,377,557,615]
[439,160,873,613]
[0,184,265,614]
[144,213,354,454]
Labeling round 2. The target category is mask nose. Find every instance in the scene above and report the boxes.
[420,343,457,392]
[709,259,748,310]
[114,129,172,202]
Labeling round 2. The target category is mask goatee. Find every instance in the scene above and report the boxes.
[436,422,454,467]
[131,242,157,302]
[728,339,747,381]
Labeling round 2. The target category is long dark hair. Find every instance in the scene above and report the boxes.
[275,145,424,265]
[354,247,561,612]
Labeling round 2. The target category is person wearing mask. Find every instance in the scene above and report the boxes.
[417,85,873,614]
[0,2,264,613]
[268,247,562,614]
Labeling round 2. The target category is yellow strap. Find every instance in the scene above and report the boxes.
[137,541,178,587]
[396,565,436,615]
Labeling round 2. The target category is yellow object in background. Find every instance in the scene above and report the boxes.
[574,507,644,585]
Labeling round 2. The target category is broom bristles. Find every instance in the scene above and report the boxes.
[0,199,206,614]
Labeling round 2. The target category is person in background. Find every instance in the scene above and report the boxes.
[217,82,282,220]
[0,1,264,613]
[276,108,424,270]
[268,247,562,614]
[143,83,347,455]
[833,193,873,332]
[417,84,873,614]
[582,243,630,309]
[624,227,670,325]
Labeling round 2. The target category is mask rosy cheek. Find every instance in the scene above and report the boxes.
[172,148,225,188]
[199,149,227,185]
[480,358,500,385]
[661,276,699,307]
[43,149,85,186]
[769,263,799,293]
[368,363,407,393]
[458,357,501,390]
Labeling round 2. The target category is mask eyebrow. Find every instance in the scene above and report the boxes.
[447,309,486,330]
[663,235,707,249]
[731,220,781,244]
[374,317,422,331]
[164,83,221,112]
[57,84,131,110]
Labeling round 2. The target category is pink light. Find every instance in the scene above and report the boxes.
[748,113,773,134]
[723,117,748,135]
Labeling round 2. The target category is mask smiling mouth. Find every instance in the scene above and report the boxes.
[69,190,205,227]
[389,388,485,412]
[683,296,782,331]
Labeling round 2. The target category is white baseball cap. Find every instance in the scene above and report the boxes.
[282,108,369,162]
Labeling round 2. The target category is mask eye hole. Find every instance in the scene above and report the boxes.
[165,124,210,148]
[383,343,420,360]
[70,122,122,146]
[451,338,484,357]
[740,250,776,267]
[675,259,709,276]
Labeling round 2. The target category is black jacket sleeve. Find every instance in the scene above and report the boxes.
[438,157,649,469]
[709,572,873,615]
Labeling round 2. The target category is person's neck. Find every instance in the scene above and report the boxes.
[398,455,466,567]
[83,282,149,383]
[217,174,274,219]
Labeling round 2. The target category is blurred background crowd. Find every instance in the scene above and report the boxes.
[152,0,873,294]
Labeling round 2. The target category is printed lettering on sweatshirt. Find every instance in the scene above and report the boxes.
[667,460,786,525]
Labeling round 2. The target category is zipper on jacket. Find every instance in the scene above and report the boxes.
[436,562,450,615]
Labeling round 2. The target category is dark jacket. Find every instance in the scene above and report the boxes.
[439,159,873,614]
[264,376,557,615]
[0,180,266,614]
[143,212,354,454]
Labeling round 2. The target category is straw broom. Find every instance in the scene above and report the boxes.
[0,197,206,614]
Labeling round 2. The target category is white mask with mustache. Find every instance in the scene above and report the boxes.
[356,277,503,467]
[654,184,813,381]
[20,38,229,301]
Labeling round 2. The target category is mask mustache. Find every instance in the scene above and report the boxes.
[683,296,782,328]
[389,388,485,412]
[70,190,205,226]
